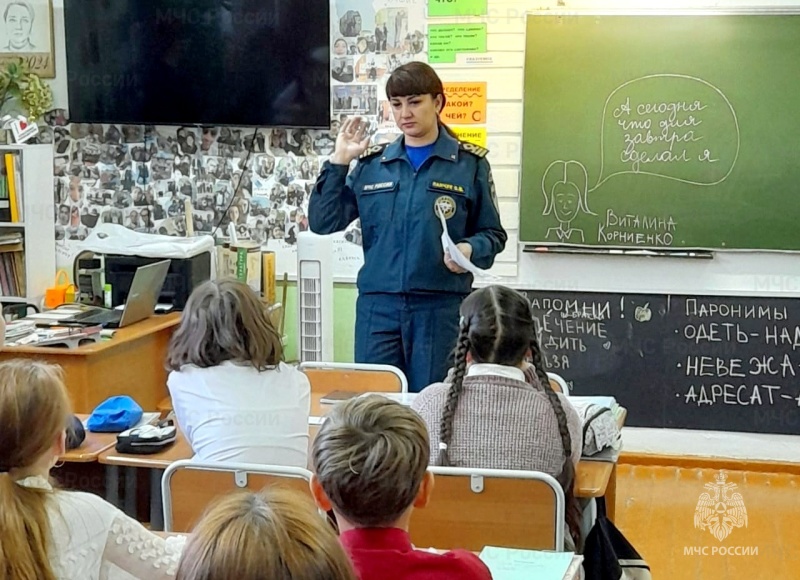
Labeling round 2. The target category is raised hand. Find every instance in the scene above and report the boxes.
[330,116,371,166]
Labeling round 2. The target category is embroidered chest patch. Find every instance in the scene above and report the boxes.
[434,195,457,220]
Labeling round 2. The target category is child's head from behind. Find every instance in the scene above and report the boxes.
[166,278,282,372]
[176,487,356,580]
[460,285,535,368]
[441,287,556,466]
[310,395,432,529]
[0,360,71,475]
[0,360,72,580]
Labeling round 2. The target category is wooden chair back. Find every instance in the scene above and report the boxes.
[299,362,408,393]
[162,460,313,532]
[408,467,565,552]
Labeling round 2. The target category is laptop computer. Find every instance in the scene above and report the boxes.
[66,259,171,328]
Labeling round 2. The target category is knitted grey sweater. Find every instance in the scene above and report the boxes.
[411,375,582,475]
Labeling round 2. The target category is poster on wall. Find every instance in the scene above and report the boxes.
[442,82,486,125]
[332,0,428,145]
[428,0,488,18]
[0,0,55,77]
[427,24,487,64]
[452,126,487,148]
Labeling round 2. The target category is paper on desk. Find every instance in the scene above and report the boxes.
[569,396,617,410]
[26,310,83,321]
[364,392,419,407]
[438,210,499,280]
[479,546,579,580]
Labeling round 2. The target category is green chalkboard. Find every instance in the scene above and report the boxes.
[519,13,800,250]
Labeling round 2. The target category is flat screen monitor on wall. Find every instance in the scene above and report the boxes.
[63,0,330,128]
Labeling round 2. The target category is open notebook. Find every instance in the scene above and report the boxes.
[313,391,419,425]
[479,546,583,580]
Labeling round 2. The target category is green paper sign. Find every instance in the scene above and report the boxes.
[428,24,488,64]
[428,0,488,17]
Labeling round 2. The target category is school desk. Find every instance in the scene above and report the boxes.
[52,414,118,498]
[100,402,625,531]
[0,313,181,414]
[98,429,193,531]
[309,394,628,521]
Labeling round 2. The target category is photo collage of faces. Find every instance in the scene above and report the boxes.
[39,1,428,263]
[47,116,341,248]
[332,0,428,145]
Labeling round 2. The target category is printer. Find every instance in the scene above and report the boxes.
[103,253,210,310]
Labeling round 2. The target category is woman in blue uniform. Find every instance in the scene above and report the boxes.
[309,62,507,392]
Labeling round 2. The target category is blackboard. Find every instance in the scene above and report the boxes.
[523,290,800,435]
[519,13,800,251]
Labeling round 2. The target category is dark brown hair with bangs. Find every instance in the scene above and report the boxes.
[385,62,458,137]
[386,62,446,109]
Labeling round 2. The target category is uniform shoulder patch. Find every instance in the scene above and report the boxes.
[359,143,388,160]
[458,141,489,158]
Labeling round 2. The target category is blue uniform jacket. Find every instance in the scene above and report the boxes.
[308,129,507,295]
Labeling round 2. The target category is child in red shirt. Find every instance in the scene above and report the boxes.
[310,395,492,580]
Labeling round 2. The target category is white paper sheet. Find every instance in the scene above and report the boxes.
[479,546,581,580]
[438,210,499,280]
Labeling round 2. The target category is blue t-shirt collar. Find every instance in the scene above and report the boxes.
[381,125,459,164]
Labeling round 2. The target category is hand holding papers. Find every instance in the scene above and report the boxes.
[438,208,499,280]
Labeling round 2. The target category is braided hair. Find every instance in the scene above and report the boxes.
[436,285,583,550]
[437,318,470,466]
[530,337,584,551]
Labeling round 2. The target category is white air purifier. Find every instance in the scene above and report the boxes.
[296,231,334,362]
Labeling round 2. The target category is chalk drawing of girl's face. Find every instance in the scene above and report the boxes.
[552,182,580,223]
[541,159,595,226]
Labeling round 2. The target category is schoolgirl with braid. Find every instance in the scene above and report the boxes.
[411,284,585,550]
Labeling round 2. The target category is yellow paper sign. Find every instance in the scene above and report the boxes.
[452,127,487,149]
[442,82,487,125]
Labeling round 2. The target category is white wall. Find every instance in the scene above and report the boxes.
[447,0,800,462]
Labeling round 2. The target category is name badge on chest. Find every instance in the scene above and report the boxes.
[362,181,396,192]
[430,181,465,194]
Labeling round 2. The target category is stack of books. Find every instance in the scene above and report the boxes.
[0,232,24,296]
[4,319,36,344]
[4,324,102,348]
[34,324,103,347]
[0,152,22,223]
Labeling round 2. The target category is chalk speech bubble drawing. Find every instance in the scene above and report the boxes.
[590,74,740,192]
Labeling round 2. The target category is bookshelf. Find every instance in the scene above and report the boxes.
[0,144,55,308]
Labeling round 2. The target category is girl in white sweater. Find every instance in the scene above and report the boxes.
[166,278,310,467]
[0,360,184,579]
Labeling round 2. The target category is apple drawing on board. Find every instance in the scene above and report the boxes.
[634,303,652,322]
